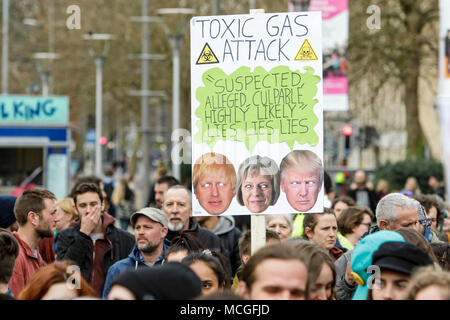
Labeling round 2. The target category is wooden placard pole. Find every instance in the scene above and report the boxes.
[251,214,267,255]
[249,8,266,256]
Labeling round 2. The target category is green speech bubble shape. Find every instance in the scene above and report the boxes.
[194,65,320,152]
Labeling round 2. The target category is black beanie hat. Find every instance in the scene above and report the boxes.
[110,262,202,300]
[0,195,17,229]
[372,241,433,275]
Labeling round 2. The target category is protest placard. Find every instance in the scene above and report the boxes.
[191,11,323,217]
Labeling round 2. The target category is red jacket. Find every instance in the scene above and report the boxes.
[8,232,45,297]
[38,237,55,264]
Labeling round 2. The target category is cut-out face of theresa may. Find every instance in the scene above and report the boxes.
[236,155,280,214]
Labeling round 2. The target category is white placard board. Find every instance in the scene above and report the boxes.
[191,12,324,217]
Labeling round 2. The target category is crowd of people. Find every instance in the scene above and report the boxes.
[0,167,449,301]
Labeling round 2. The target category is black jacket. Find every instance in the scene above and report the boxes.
[55,212,135,294]
[347,188,379,216]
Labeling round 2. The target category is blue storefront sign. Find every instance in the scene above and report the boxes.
[0,95,70,198]
[0,96,69,124]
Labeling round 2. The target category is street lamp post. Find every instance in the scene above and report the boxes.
[83,33,115,177]
[170,34,182,181]
[2,0,9,94]
[32,52,60,96]
[129,0,167,207]
[157,8,195,181]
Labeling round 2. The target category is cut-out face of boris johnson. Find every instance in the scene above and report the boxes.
[193,153,236,215]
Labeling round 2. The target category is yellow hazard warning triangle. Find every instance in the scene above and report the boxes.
[294,39,318,61]
[196,43,219,64]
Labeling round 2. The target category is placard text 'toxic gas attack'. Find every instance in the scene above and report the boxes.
[193,14,309,62]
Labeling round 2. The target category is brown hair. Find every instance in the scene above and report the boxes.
[68,175,102,197]
[14,189,56,226]
[72,183,103,207]
[195,289,243,300]
[238,229,280,258]
[240,242,308,291]
[402,265,450,300]
[286,239,336,300]
[337,206,374,236]
[331,195,355,209]
[412,194,445,227]
[430,242,450,271]
[0,228,19,284]
[17,260,97,300]
[395,227,439,265]
[302,208,335,240]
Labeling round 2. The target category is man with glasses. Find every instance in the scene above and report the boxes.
[375,193,422,231]
[376,193,440,243]
[335,192,433,300]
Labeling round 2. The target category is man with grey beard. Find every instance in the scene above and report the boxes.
[8,188,57,296]
[162,185,232,278]
[102,207,170,298]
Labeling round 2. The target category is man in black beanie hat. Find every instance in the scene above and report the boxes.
[369,241,434,300]
[107,262,202,300]
[0,196,18,232]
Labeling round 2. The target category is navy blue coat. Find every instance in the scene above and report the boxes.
[102,240,170,298]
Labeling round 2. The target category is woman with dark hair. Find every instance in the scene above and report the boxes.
[182,250,228,296]
[164,231,204,262]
